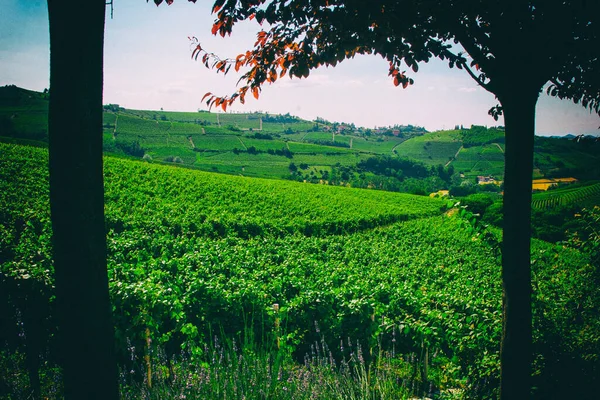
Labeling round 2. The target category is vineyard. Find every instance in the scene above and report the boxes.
[4,86,600,188]
[531,182,600,209]
[394,130,463,166]
[2,143,599,398]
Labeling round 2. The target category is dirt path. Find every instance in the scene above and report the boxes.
[445,145,463,167]
[390,142,402,155]
[188,136,195,149]
[494,143,504,154]
[112,114,118,139]
[237,136,248,150]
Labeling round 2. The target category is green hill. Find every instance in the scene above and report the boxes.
[0,85,49,142]
[2,85,600,189]
[394,130,463,165]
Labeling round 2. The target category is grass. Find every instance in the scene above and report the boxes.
[452,145,505,177]
[394,131,462,166]
[5,85,600,184]
[287,141,352,154]
[5,322,456,400]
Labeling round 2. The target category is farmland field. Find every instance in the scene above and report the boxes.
[5,86,600,189]
[452,144,505,177]
[532,182,600,209]
[2,142,599,399]
[394,130,463,165]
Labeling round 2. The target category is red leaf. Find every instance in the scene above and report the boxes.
[402,81,409,89]
[221,101,227,112]
[192,45,202,60]
[202,92,212,102]
[393,76,400,87]
[252,87,259,100]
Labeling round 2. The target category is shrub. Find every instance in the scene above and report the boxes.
[164,155,183,164]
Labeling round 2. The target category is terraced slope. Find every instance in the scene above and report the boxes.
[532,182,600,209]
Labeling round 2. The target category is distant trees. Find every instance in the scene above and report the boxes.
[263,112,299,124]
[460,125,505,148]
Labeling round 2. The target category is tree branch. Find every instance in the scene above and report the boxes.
[462,61,492,93]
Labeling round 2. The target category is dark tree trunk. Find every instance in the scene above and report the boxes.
[47,1,118,398]
[498,87,539,400]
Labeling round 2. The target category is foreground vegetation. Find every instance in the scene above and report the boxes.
[1,143,599,398]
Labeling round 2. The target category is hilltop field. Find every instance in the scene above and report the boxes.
[2,85,599,188]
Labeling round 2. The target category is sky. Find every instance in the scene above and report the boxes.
[1,0,598,135]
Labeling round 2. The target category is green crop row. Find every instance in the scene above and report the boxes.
[1,143,598,398]
[532,182,600,209]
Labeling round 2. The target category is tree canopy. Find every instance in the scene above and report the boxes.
[168,0,599,118]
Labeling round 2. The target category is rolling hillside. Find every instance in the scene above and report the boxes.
[2,84,600,187]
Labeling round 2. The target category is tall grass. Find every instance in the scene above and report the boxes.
[117,320,461,400]
[2,319,463,399]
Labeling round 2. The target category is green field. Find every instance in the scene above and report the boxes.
[4,85,600,190]
[394,130,463,165]
[2,142,599,398]
[452,144,505,177]
[532,182,600,209]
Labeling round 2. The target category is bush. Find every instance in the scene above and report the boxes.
[164,155,183,164]
[460,193,495,216]
[115,140,145,157]
[481,201,503,226]
[449,183,477,197]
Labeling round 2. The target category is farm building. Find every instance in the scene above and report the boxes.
[477,176,498,185]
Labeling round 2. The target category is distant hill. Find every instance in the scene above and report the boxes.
[2,84,600,189]
[0,85,49,142]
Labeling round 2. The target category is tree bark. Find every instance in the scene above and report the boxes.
[498,88,539,400]
[47,1,118,398]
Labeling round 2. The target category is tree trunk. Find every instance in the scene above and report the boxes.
[498,88,539,400]
[47,1,118,398]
